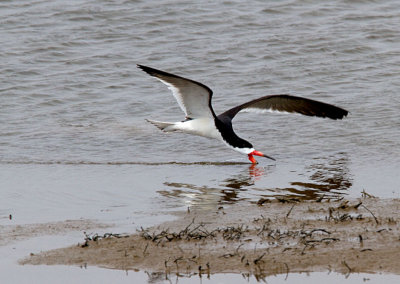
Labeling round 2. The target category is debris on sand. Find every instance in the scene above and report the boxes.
[21,198,400,277]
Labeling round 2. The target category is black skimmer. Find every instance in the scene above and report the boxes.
[138,65,348,164]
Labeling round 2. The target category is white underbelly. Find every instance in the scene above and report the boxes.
[172,118,255,156]
[173,118,223,140]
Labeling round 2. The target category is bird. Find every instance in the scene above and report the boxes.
[137,64,348,164]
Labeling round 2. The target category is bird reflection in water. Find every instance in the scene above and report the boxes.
[158,165,269,209]
[158,153,352,209]
[217,164,269,204]
[260,153,352,201]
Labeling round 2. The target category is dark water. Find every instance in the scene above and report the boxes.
[1,0,400,282]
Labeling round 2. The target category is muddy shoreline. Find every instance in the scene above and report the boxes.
[21,197,400,277]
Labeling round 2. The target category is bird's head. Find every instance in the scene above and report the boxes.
[248,150,276,164]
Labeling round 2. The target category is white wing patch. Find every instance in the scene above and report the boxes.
[240,108,291,115]
[155,77,188,116]
[152,76,213,119]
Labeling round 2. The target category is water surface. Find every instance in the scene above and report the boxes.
[1,0,400,282]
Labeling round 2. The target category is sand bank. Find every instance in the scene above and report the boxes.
[21,197,400,277]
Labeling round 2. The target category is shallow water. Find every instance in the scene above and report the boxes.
[1,0,400,282]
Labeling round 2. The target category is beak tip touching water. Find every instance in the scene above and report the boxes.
[262,153,276,161]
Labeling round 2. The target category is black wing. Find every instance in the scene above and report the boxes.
[219,94,348,120]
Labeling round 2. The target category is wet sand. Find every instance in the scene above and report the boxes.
[20,195,400,277]
[0,220,110,247]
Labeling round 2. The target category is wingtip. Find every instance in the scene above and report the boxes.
[337,108,349,120]
[137,64,154,71]
[137,64,160,77]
